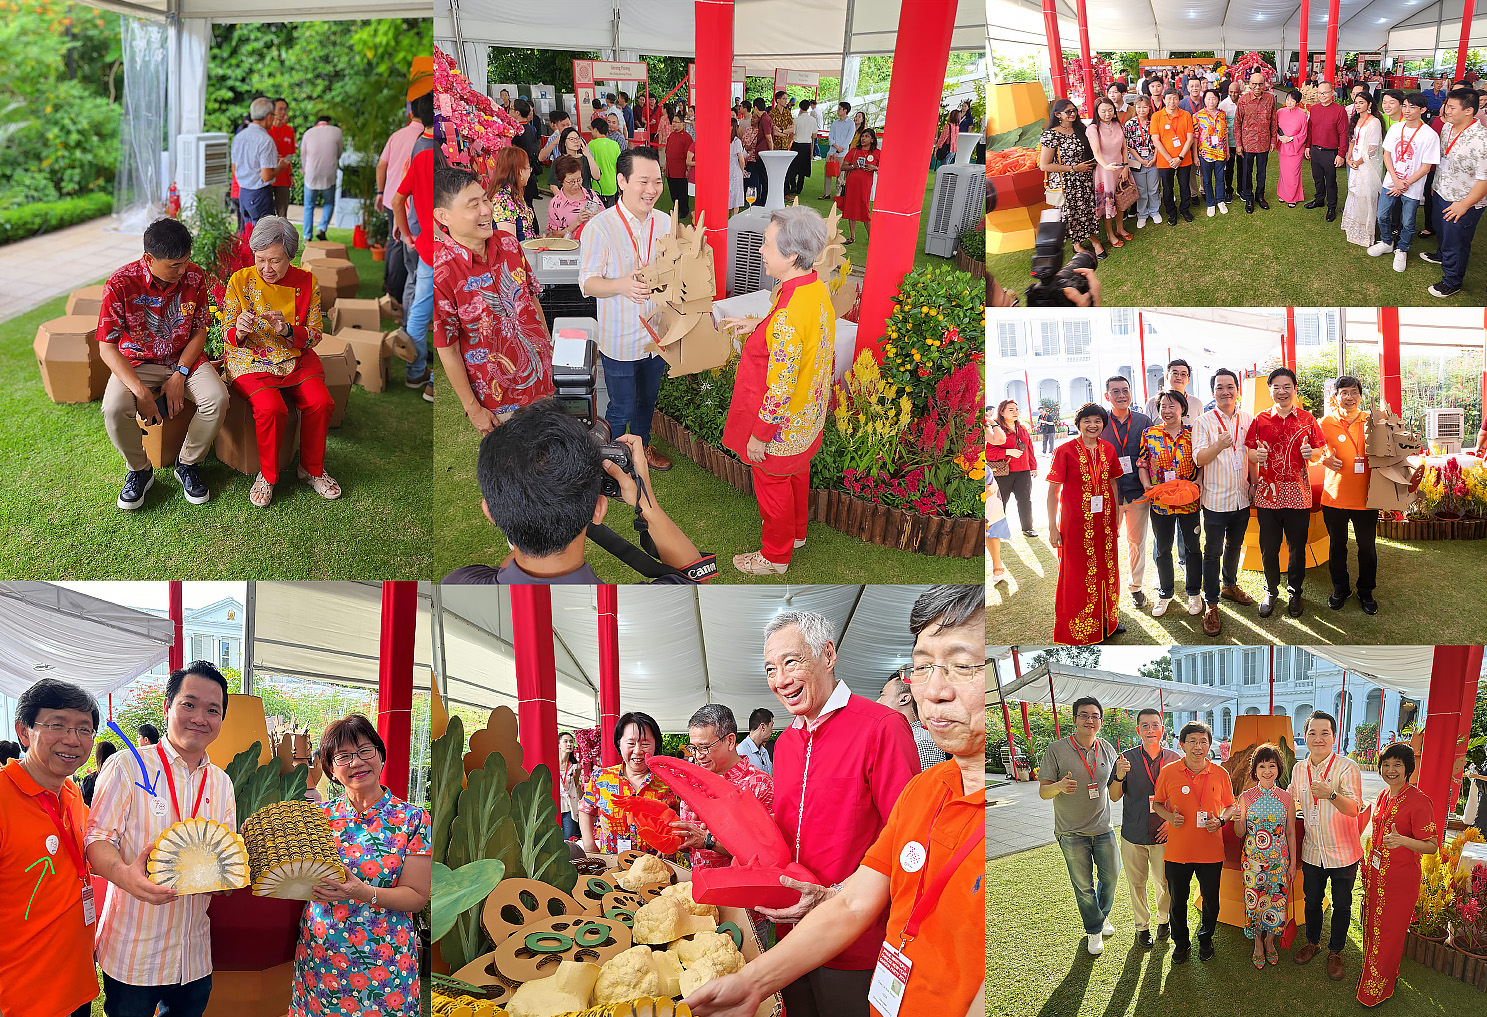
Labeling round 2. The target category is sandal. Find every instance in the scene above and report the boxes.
[1266,942,1279,965]
[1110,238,1125,248]
[297,465,343,500]
[992,567,1011,586]
[732,550,788,576]
[249,472,274,508]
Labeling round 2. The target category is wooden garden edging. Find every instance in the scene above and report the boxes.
[1404,930,1487,991]
[652,413,983,558]
[1378,517,1487,541]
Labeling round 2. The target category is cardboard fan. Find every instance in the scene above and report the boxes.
[482,878,588,947]
[241,799,346,899]
[147,818,250,895]
[647,757,818,909]
[489,914,632,981]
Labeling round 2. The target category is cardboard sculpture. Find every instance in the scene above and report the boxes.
[314,336,357,426]
[65,284,107,319]
[34,314,109,403]
[770,202,858,320]
[329,297,383,332]
[1364,401,1424,513]
[635,211,732,376]
[300,240,348,263]
[136,401,197,468]
[241,799,346,899]
[148,818,251,895]
[335,327,391,393]
[214,390,299,476]
[308,259,360,310]
[377,292,402,320]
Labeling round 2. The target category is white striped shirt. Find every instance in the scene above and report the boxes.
[577,199,672,362]
[1295,752,1365,869]
[85,736,237,986]
[1194,406,1253,512]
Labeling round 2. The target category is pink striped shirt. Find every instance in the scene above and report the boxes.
[1295,752,1364,869]
[1194,407,1253,512]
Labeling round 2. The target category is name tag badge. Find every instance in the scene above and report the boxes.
[150,795,168,818]
[867,941,913,1017]
[46,834,59,855]
[899,841,927,873]
[1088,783,1100,800]
[1354,457,1366,474]
[81,883,96,926]
[1118,455,1132,476]
[616,838,633,853]
[1371,851,1383,870]
[1089,495,1104,513]
[1164,470,1177,483]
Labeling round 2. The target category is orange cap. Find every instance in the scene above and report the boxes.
[408,55,433,100]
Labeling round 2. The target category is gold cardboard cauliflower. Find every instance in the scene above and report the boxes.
[650,949,684,998]
[633,895,718,945]
[658,882,719,922]
[678,954,744,998]
[594,946,662,1004]
[671,932,741,968]
[506,961,601,1017]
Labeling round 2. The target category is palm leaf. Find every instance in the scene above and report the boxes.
[988,121,1044,151]
[431,859,506,943]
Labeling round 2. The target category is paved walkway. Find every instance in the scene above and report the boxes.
[0,216,144,323]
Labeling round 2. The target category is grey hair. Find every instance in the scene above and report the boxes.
[249,216,300,259]
[909,585,986,638]
[250,97,275,122]
[687,703,738,740]
[763,611,837,657]
[769,205,827,269]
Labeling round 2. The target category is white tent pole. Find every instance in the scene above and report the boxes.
[613,1,621,62]
[693,589,712,703]
[449,0,468,77]
[840,0,856,88]
[242,581,256,697]
[1434,2,1445,70]
[430,583,449,703]
[1336,307,1346,375]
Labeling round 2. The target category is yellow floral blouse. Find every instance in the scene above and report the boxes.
[222,264,324,381]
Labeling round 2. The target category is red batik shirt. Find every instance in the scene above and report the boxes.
[1245,405,1325,509]
[679,758,774,870]
[431,229,554,415]
[96,255,212,369]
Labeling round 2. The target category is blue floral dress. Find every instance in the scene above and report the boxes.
[289,790,431,1017]
[1241,785,1292,939]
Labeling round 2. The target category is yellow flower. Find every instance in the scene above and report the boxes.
[913,351,921,362]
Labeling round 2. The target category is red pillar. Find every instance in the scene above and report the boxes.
[1013,649,1033,748]
[596,585,622,768]
[1268,645,1275,714]
[1457,0,1478,81]
[168,581,184,671]
[1042,0,1068,99]
[376,581,416,799]
[1283,306,1297,371]
[999,700,1019,778]
[694,0,732,296]
[512,586,561,811]
[1298,0,1310,84]
[1324,0,1340,84]
[853,0,960,356]
[1075,0,1095,116]
[1416,646,1485,844]
[1380,305,1402,415]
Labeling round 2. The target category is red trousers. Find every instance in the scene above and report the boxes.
[230,351,334,485]
[752,463,810,564]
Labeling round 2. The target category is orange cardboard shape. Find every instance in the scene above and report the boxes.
[308,259,360,311]
[300,240,348,263]
[34,314,109,403]
[214,389,300,476]
[315,337,357,426]
[135,401,198,469]
[334,327,390,393]
[329,297,383,332]
[65,284,108,320]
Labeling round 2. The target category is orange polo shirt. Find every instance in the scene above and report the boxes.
[1151,107,1195,166]
[0,761,98,1017]
[1320,411,1370,510]
[1152,757,1235,864]
[861,759,985,1017]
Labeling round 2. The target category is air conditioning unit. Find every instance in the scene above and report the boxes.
[1426,408,1465,452]
[925,163,986,257]
[726,207,778,296]
[175,132,231,202]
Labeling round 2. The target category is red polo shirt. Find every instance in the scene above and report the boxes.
[771,685,920,970]
[96,255,212,369]
[268,122,296,187]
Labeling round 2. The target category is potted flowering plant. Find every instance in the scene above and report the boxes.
[1413,847,1457,940]
[1433,457,1470,520]
[1447,864,1487,958]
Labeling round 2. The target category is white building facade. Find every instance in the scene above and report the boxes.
[138,596,244,675]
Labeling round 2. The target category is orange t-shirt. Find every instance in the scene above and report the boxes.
[861,759,985,1017]
[1151,108,1196,166]
[1152,757,1235,864]
[1320,411,1370,510]
[0,760,97,1017]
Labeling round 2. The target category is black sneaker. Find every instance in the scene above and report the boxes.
[1288,596,1304,618]
[1137,930,1154,949]
[1198,937,1215,961]
[1428,282,1461,298]
[1258,592,1276,617]
[117,467,154,510]
[1173,943,1191,964]
[1328,591,1350,610]
[1361,596,1379,615]
[175,461,210,505]
[1131,590,1149,609]
[1156,923,1171,940]
[315,230,328,241]
[1419,250,1442,265]
[1182,211,1194,223]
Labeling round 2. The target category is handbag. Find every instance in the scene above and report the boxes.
[992,456,1010,478]
[824,158,841,177]
[1114,172,1139,212]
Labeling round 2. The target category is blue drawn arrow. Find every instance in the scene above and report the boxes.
[108,721,160,796]
[24,855,54,920]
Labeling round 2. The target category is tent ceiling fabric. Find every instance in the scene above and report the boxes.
[1303,645,1464,699]
[86,1,426,23]
[436,0,987,76]
[437,586,939,732]
[250,581,435,691]
[0,582,175,699]
[998,662,1241,713]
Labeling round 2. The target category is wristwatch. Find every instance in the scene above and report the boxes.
[174,364,191,379]
[369,889,379,907]
[1329,790,1338,800]
[703,834,716,852]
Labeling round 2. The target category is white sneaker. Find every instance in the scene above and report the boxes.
[1137,217,1147,228]
[1218,202,1229,214]
[1367,241,1395,257]
[1393,250,1408,272]
[1103,919,1116,936]
[1152,597,1172,617]
[1087,933,1105,956]
[1151,211,1163,223]
[1207,206,1216,217]
[1188,594,1203,615]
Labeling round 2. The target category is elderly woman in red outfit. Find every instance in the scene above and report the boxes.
[222,215,339,508]
[719,206,835,576]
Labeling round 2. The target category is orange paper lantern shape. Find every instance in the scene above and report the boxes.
[1134,478,1201,510]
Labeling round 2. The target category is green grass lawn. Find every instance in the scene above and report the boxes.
[989,522,1487,644]
[1,227,432,579]
[988,151,1487,306]
[985,842,1481,1017]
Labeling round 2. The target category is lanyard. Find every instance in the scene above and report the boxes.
[1182,760,1210,814]
[618,207,656,267]
[1141,748,1162,789]
[1312,753,1337,784]
[156,744,208,823]
[1070,736,1100,779]
[1395,123,1426,166]
[35,788,87,881]
[900,791,984,945]
[1443,122,1472,160]
[1213,409,1243,468]
[1112,412,1132,452]
[1076,441,1109,496]
[1376,788,1405,848]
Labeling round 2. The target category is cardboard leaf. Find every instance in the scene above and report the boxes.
[225,742,265,828]
[447,751,520,876]
[988,121,1043,151]
[509,765,579,894]
[431,716,465,865]
[432,858,506,943]
[278,762,309,803]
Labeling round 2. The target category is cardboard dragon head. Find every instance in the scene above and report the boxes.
[1364,400,1424,513]
[635,212,732,376]
[769,201,858,319]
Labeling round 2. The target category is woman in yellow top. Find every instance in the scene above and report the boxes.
[223,216,340,508]
[1317,374,1378,613]
[719,206,835,576]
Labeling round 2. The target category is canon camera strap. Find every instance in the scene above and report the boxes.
[587,471,716,582]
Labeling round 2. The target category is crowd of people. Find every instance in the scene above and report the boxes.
[1036,698,1437,1006]
[0,664,430,1017]
[992,363,1391,642]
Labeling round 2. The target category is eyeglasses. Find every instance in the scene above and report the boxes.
[34,722,97,740]
[330,746,381,768]
[897,662,986,685]
[686,735,726,757]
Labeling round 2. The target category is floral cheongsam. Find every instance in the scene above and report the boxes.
[288,790,431,1017]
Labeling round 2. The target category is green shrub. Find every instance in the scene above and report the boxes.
[958,224,985,261]
[655,355,740,450]
[880,265,985,416]
[0,167,59,210]
[0,192,113,245]
[0,80,119,198]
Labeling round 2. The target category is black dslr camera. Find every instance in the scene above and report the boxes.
[588,420,642,499]
[1024,211,1096,307]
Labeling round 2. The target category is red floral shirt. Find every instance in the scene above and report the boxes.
[679,758,774,870]
[431,229,554,415]
[96,255,212,369]
[1245,406,1326,509]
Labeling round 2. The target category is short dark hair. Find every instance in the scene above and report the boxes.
[748,708,775,731]
[273,96,288,108]
[1180,720,1213,744]
[1288,88,1304,103]
[166,661,230,717]
[95,740,117,767]
[908,585,984,638]
[1104,374,1130,391]
[552,154,584,186]
[411,91,434,126]
[592,99,605,111]
[1074,402,1109,429]
[1203,88,1220,103]
[17,678,100,730]
[839,101,851,113]
[1071,696,1103,719]
[591,115,611,133]
[143,218,194,260]
[614,711,663,753]
[1403,91,1429,109]
[615,145,661,184]
[137,723,160,744]
[1379,742,1417,778]
[314,114,332,124]
[549,108,571,126]
[1111,81,1127,94]
[513,96,534,118]
[1158,389,1189,415]
[1334,374,1364,396]
[1163,87,1179,97]
[0,741,19,765]
[1136,708,1163,724]
[1249,742,1283,780]
[319,713,386,776]
[618,91,629,102]
[433,166,482,210]
[1447,88,1481,114]
[753,97,768,111]
[476,400,603,557]
[1383,88,1405,104]
[1166,358,1191,375]
[1306,709,1336,736]
[774,90,787,100]
[1211,367,1240,389]
[1267,366,1298,387]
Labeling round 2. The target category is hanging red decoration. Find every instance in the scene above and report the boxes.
[433,45,523,192]
[1063,54,1115,116]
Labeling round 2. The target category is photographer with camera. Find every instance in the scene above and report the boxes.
[443,400,710,584]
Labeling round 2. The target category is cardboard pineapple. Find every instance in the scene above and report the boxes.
[635,212,732,376]
[1363,400,1424,513]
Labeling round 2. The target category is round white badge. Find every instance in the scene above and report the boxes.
[150,795,167,817]
[899,841,927,873]
[46,834,59,855]
[1181,785,1191,796]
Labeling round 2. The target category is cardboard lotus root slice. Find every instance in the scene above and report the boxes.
[573,873,618,914]
[147,817,250,895]
[600,889,646,929]
[447,954,521,1010]
[483,878,590,947]
[490,914,632,982]
[241,799,346,899]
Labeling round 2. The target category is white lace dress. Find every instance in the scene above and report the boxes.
[1341,114,1383,247]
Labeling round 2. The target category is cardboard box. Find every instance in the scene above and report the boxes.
[214,389,300,477]
[300,240,348,263]
[334,327,391,393]
[329,297,382,332]
[65,285,108,320]
[377,293,402,320]
[314,336,357,427]
[308,259,360,311]
[136,402,197,469]
[34,314,109,403]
